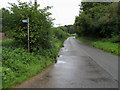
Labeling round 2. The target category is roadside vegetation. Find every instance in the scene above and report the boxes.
[74,2,120,55]
[2,1,120,88]
[2,33,67,88]
[76,36,119,55]
[1,1,69,88]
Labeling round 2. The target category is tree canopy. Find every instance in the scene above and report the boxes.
[2,1,53,52]
[74,2,120,38]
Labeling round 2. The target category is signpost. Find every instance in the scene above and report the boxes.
[22,19,29,23]
[21,0,37,52]
[22,17,30,52]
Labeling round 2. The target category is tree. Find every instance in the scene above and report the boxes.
[2,1,53,52]
[74,2,119,38]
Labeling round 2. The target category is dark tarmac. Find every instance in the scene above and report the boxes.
[15,37,118,88]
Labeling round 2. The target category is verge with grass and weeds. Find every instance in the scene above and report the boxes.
[2,28,69,88]
[76,36,119,56]
[2,1,70,88]
[2,38,66,88]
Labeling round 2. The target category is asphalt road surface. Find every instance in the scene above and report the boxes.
[15,37,118,88]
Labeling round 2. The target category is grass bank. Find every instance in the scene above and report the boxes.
[76,36,119,56]
[2,37,66,88]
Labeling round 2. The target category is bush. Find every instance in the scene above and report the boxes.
[2,1,69,88]
[2,38,61,88]
[2,1,53,52]
[2,28,69,88]
[52,27,68,40]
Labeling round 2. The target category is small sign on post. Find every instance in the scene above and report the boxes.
[22,19,29,23]
[22,18,30,52]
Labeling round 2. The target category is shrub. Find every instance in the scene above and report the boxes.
[2,1,53,52]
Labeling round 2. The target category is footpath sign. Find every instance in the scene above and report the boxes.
[22,18,30,52]
[22,19,29,23]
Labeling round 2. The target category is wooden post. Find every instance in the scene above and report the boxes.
[28,17,30,52]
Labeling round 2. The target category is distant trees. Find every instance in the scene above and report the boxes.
[52,27,68,40]
[2,1,53,52]
[64,25,75,34]
[74,2,120,38]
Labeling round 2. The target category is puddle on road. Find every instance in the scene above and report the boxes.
[57,55,63,58]
[58,55,62,57]
[55,54,66,66]
[57,61,66,64]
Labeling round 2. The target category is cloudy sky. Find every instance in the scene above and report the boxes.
[0,0,82,26]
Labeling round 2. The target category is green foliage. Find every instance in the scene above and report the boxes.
[77,36,119,55]
[52,27,69,40]
[92,41,119,55]
[2,22,69,88]
[2,1,53,51]
[74,2,120,38]
[2,8,12,33]
[0,9,2,32]
[2,1,69,88]
[2,40,47,88]
[2,35,66,88]
[75,2,120,55]
[64,25,75,34]
[80,2,112,12]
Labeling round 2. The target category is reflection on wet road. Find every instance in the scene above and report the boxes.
[15,37,118,88]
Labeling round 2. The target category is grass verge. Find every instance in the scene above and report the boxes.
[2,38,65,88]
[76,36,119,56]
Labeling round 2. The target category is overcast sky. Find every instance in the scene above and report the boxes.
[0,0,82,26]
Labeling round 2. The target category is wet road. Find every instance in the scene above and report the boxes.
[15,37,118,88]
